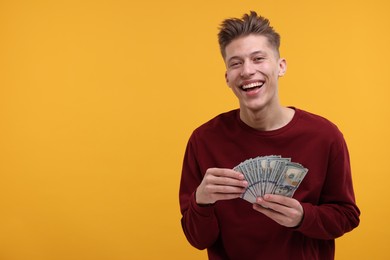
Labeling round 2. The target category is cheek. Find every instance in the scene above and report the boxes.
[227,80,237,90]
[225,72,236,86]
[227,80,233,88]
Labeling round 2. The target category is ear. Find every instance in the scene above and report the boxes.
[278,58,287,77]
[225,71,230,85]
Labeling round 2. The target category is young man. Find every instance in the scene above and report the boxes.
[179,11,360,260]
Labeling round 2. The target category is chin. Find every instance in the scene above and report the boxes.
[242,101,266,110]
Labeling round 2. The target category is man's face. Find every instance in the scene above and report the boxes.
[224,34,286,112]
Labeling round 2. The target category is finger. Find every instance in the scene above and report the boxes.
[260,194,296,208]
[203,181,246,194]
[207,168,245,180]
[255,197,286,214]
[212,184,247,194]
[252,203,286,224]
[205,170,248,188]
[254,196,303,227]
[255,195,299,215]
[209,176,248,188]
[253,203,302,227]
[213,193,243,201]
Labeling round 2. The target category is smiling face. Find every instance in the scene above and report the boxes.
[225,34,286,114]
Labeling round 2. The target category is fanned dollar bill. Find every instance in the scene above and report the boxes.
[233,156,308,203]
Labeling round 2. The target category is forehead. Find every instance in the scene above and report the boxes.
[224,34,277,61]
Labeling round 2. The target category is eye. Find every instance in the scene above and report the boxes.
[228,60,242,68]
[254,57,264,62]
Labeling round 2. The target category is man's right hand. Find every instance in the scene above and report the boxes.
[196,168,248,205]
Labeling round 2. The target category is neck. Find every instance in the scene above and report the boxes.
[239,105,295,131]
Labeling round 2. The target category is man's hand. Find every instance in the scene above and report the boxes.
[196,168,248,205]
[253,194,304,228]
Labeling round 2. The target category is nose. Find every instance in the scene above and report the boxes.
[240,61,256,78]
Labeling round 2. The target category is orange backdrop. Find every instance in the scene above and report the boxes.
[1,0,389,259]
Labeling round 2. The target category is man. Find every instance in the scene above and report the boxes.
[179,11,360,260]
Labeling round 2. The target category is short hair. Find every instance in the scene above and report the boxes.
[218,11,281,59]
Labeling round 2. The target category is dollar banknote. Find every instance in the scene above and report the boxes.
[233,156,308,203]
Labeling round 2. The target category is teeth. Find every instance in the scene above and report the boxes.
[242,82,263,89]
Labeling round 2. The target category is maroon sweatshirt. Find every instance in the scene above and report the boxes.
[179,108,360,260]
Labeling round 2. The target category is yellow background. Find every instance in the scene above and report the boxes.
[1,0,389,259]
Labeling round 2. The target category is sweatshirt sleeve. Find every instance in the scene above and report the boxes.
[179,135,220,249]
[295,133,360,239]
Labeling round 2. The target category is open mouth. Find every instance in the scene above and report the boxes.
[240,82,264,92]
